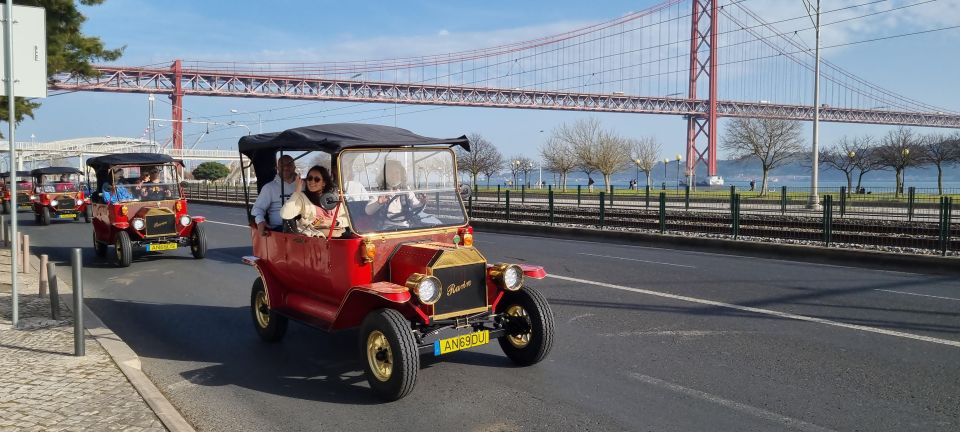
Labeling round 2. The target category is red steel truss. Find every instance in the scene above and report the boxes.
[686,0,719,178]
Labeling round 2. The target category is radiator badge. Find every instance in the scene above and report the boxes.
[446,280,472,297]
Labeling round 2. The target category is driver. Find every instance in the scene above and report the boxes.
[364,160,428,228]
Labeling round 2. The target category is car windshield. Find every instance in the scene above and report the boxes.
[37,173,82,193]
[108,164,182,202]
[340,148,467,234]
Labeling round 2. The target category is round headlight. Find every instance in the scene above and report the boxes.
[491,263,524,291]
[131,218,145,231]
[406,274,442,305]
[75,199,83,206]
[179,215,191,226]
[29,195,36,200]
[50,199,59,207]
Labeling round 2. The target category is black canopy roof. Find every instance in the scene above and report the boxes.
[0,171,31,178]
[31,167,82,176]
[238,123,470,192]
[86,153,175,171]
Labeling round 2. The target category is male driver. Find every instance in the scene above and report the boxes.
[252,155,298,236]
[102,169,133,203]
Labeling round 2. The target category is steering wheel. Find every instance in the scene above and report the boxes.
[384,193,427,223]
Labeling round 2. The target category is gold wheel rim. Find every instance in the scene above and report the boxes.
[115,239,122,261]
[505,304,531,348]
[254,290,270,328]
[366,330,393,382]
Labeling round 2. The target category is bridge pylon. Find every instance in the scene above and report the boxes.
[686,0,719,181]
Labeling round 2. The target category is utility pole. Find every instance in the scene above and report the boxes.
[805,0,823,210]
[3,0,18,326]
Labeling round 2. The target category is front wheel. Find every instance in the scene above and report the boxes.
[496,286,555,366]
[40,207,51,226]
[82,208,90,223]
[114,231,132,267]
[251,277,287,342]
[190,223,207,259]
[360,309,419,401]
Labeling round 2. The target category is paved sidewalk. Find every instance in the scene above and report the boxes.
[0,248,166,432]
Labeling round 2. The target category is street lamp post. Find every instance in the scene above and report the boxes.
[900,148,910,195]
[675,154,682,190]
[662,159,668,190]
[230,109,262,133]
[634,158,641,190]
[848,150,856,195]
[806,0,823,210]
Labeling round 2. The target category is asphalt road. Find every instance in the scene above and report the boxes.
[17,203,960,432]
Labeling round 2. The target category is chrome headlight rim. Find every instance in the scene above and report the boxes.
[75,199,84,206]
[179,215,192,227]
[131,218,146,231]
[50,199,59,207]
[490,263,524,291]
[405,273,442,305]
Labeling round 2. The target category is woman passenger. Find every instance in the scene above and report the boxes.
[280,165,344,237]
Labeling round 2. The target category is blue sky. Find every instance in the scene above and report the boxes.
[15,0,960,169]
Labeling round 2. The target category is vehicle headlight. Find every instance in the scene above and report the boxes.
[490,263,524,291]
[405,273,442,305]
[131,218,145,231]
[179,215,191,226]
[75,199,83,206]
[29,195,37,200]
[50,199,59,207]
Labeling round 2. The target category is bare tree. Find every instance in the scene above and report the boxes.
[876,126,924,196]
[553,118,602,190]
[540,137,577,191]
[721,118,804,196]
[480,150,504,188]
[628,136,662,188]
[591,131,632,191]
[844,135,884,193]
[920,132,960,195]
[457,133,501,188]
[821,136,860,196]
[507,155,533,188]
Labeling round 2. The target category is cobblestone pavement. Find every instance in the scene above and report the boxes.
[0,248,167,432]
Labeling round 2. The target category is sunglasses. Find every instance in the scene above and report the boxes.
[305,176,324,182]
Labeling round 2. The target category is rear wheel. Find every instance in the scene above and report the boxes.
[251,277,287,342]
[360,309,419,401]
[114,231,132,267]
[496,286,555,366]
[190,223,207,259]
[92,231,106,257]
[40,207,51,226]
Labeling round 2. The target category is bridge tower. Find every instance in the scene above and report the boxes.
[686,0,719,183]
[170,60,184,151]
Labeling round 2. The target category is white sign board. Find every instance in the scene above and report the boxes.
[0,5,46,98]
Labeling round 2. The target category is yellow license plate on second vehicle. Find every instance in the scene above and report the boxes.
[147,243,177,251]
[434,330,489,356]
[56,213,77,219]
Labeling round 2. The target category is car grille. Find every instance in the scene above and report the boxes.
[145,213,177,236]
[431,263,488,317]
[56,198,75,210]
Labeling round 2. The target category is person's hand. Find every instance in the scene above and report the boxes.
[377,195,389,204]
[257,221,271,237]
[294,176,303,193]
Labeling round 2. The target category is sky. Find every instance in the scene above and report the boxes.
[13,0,960,172]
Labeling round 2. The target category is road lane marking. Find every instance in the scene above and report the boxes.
[629,374,837,432]
[548,274,960,348]
[577,252,695,268]
[567,313,594,323]
[205,220,249,228]
[874,289,960,302]
[600,330,745,337]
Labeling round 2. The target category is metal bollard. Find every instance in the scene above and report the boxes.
[47,262,59,320]
[72,248,85,356]
[21,234,29,274]
[5,221,11,248]
[39,254,48,297]
[0,215,5,246]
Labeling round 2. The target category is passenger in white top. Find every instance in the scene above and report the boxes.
[251,155,298,237]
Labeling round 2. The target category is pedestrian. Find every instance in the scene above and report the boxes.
[749,179,755,191]
[587,176,595,192]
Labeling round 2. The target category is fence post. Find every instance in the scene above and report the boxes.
[72,248,85,356]
[521,185,526,204]
[549,190,555,225]
[823,194,833,247]
[684,185,690,210]
[599,192,605,229]
[907,186,915,221]
[732,193,741,239]
[645,185,651,209]
[505,190,510,222]
[659,192,666,234]
[781,186,787,215]
[0,215,5,246]
[729,185,736,210]
[497,185,501,204]
[839,187,847,218]
[940,197,953,256]
[577,185,582,207]
[468,194,473,218]
[47,262,59,320]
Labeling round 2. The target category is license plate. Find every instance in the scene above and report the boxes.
[434,330,489,356]
[56,213,77,219]
[146,243,177,251]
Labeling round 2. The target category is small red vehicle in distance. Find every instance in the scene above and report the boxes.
[239,124,555,400]
[0,170,34,214]
[30,167,90,225]
[86,153,208,267]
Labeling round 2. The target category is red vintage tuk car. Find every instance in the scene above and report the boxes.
[239,124,555,400]
[86,153,208,267]
[30,167,90,225]
[0,170,34,214]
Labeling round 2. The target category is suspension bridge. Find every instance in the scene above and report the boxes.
[48,0,960,179]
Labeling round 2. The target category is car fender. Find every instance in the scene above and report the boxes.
[519,264,547,279]
[192,216,206,223]
[330,283,419,330]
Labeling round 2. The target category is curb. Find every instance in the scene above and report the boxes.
[472,220,960,275]
[29,253,196,432]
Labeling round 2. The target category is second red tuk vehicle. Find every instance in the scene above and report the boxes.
[239,124,555,400]
[0,170,33,214]
[30,167,90,225]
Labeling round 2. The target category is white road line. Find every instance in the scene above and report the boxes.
[577,252,695,268]
[204,220,249,228]
[874,289,960,302]
[629,374,837,432]
[548,274,960,348]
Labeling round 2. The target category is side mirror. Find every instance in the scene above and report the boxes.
[459,184,472,200]
[319,192,340,211]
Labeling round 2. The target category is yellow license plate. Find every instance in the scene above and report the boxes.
[434,330,489,356]
[57,213,77,219]
[146,243,177,251]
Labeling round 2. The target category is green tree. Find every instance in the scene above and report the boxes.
[192,162,230,182]
[1,0,124,128]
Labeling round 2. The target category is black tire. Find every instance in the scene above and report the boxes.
[114,231,132,268]
[40,207,51,226]
[82,208,90,223]
[190,223,207,259]
[93,231,107,258]
[496,286,555,366]
[360,309,419,401]
[250,277,287,342]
